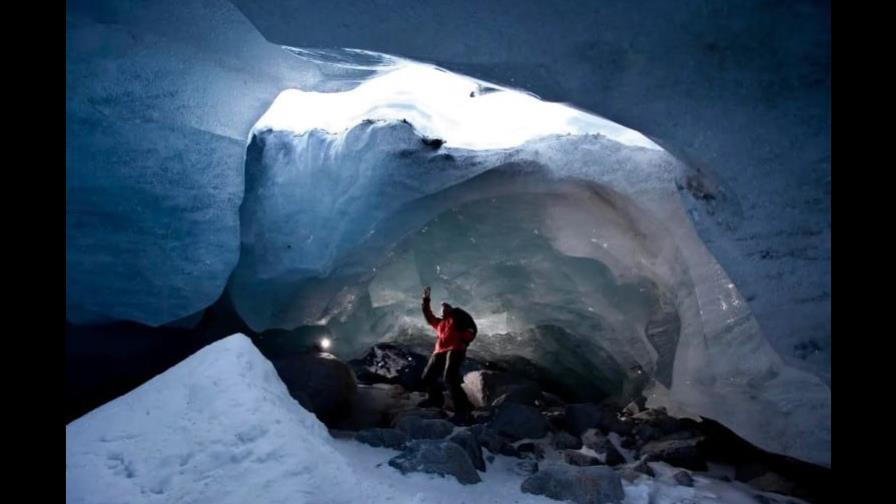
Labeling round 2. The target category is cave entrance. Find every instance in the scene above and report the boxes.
[313,177,683,404]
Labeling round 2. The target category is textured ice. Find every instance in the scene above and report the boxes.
[67,0,829,468]
[230,62,829,465]
[254,64,659,150]
[233,0,831,389]
[66,0,324,325]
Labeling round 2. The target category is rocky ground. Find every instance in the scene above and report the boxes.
[271,342,829,504]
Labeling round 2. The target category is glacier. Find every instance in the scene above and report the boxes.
[232,0,832,388]
[66,0,327,325]
[228,65,829,465]
[66,0,830,469]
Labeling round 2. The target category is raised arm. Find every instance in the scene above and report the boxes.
[421,286,441,329]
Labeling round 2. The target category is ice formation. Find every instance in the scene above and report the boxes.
[66,0,829,467]
[229,62,829,466]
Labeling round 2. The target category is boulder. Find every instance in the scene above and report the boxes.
[348,343,428,390]
[673,470,695,487]
[521,463,625,504]
[563,450,603,467]
[462,371,537,409]
[490,403,549,441]
[272,352,356,424]
[552,431,583,450]
[639,438,707,471]
[355,428,408,449]
[448,429,486,472]
[388,440,481,485]
[395,416,454,440]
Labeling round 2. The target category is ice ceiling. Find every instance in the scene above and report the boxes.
[229,57,829,466]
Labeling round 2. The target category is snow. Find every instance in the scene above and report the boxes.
[66,334,801,504]
[65,333,554,503]
[254,63,659,150]
[66,334,350,503]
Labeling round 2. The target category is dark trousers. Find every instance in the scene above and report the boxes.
[421,349,473,416]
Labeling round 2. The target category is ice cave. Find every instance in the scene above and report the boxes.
[66,1,831,503]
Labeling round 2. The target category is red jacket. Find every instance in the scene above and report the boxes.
[423,298,476,353]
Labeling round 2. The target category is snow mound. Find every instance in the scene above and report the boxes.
[66,334,355,504]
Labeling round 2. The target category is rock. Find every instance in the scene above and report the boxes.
[582,428,607,450]
[633,424,663,446]
[468,423,486,439]
[565,403,632,437]
[619,436,636,449]
[601,441,626,466]
[355,428,408,449]
[521,463,625,504]
[348,343,428,390]
[448,429,486,472]
[540,391,566,408]
[421,137,445,149]
[471,410,493,425]
[565,403,604,437]
[583,432,625,466]
[333,383,415,431]
[583,429,626,465]
[486,454,495,463]
[660,429,702,442]
[748,472,797,496]
[517,441,546,460]
[545,408,567,431]
[514,460,539,476]
[272,352,357,424]
[618,459,655,482]
[622,401,642,417]
[517,442,536,453]
[617,468,641,483]
[327,429,356,439]
[388,440,482,485]
[608,417,635,436]
[673,470,694,487]
[735,462,769,483]
[553,431,583,450]
[500,444,522,458]
[490,403,550,441]
[390,407,445,427]
[491,383,543,408]
[632,460,655,477]
[395,416,454,440]
[462,370,537,409]
[476,428,511,455]
[639,438,707,471]
[632,408,690,437]
[564,450,603,467]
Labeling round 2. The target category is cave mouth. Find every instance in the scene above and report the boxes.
[224,51,829,469]
[231,54,695,418]
[250,173,686,407]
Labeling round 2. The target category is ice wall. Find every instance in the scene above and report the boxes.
[66,0,325,325]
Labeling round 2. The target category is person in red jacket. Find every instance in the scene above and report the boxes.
[418,286,477,424]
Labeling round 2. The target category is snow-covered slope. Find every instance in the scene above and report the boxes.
[66,334,356,503]
[65,334,799,504]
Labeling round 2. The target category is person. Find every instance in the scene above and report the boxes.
[418,286,477,424]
